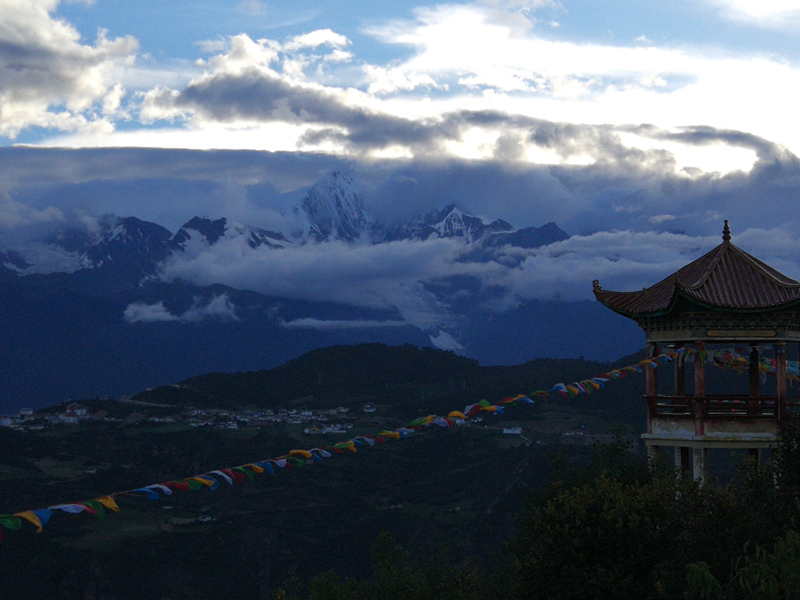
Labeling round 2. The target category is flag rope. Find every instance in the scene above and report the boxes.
[2,344,796,540]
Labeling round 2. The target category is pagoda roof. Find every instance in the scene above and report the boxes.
[594,222,800,317]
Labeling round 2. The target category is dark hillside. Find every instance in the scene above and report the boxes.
[133,343,648,428]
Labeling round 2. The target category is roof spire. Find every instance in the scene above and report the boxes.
[722,220,731,242]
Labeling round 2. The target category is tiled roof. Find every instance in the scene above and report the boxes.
[594,223,800,316]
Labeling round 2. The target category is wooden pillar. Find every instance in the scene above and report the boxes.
[749,344,760,416]
[777,343,787,425]
[693,447,707,484]
[675,344,686,397]
[694,341,706,398]
[646,342,658,397]
[694,341,706,436]
[645,396,655,434]
[675,446,691,477]
[681,447,691,476]
[647,445,660,471]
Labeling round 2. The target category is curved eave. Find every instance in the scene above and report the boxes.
[593,287,678,319]
[595,287,800,320]
[672,290,800,315]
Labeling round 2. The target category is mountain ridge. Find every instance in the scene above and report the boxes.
[2,171,569,282]
[0,171,643,413]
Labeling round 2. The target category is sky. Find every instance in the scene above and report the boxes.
[3,0,800,317]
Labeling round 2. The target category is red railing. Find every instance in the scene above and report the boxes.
[645,395,788,419]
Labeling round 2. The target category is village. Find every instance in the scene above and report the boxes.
[0,401,374,434]
[0,397,619,449]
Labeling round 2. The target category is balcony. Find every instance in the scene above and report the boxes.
[645,395,783,420]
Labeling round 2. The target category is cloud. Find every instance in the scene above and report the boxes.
[0,0,137,139]
[2,130,799,241]
[10,2,795,174]
[153,209,800,330]
[2,0,799,174]
[123,294,240,323]
[120,4,800,172]
[283,29,350,52]
[711,0,800,25]
[160,236,463,328]
[123,300,178,323]
[0,192,64,230]
[429,330,464,351]
[280,318,408,329]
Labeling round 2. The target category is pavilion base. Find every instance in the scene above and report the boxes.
[643,436,777,483]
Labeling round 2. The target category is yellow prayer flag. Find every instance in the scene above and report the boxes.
[15,511,42,533]
[94,496,120,512]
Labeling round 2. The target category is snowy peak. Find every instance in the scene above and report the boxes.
[0,215,174,280]
[93,216,173,258]
[42,216,172,269]
[172,217,288,250]
[388,203,513,243]
[297,172,373,243]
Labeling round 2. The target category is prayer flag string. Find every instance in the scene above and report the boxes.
[2,344,795,539]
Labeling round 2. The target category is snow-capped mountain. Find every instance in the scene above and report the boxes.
[1,172,569,281]
[385,203,509,243]
[384,202,568,250]
[3,215,173,279]
[294,171,376,243]
[172,217,289,251]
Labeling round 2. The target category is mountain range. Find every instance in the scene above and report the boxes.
[0,172,643,412]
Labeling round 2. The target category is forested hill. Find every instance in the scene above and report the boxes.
[133,343,647,426]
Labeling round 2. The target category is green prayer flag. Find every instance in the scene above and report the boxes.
[0,516,22,530]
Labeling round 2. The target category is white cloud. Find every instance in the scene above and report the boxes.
[123,300,178,323]
[283,29,350,51]
[160,237,463,328]
[362,4,800,159]
[183,294,240,322]
[12,2,800,177]
[364,65,440,95]
[712,0,800,24]
[0,0,137,138]
[477,0,561,9]
[430,330,464,351]
[155,220,783,328]
[123,294,240,324]
[127,4,800,168]
[0,193,64,230]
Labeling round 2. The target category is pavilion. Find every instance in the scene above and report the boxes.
[593,221,800,481]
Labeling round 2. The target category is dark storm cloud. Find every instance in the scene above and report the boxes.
[165,70,449,152]
[4,123,800,238]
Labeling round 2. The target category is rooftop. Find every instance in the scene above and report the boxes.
[594,221,800,316]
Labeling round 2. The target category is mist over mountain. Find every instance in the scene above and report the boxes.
[0,172,642,413]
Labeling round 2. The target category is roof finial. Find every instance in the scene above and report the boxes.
[722,220,731,242]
